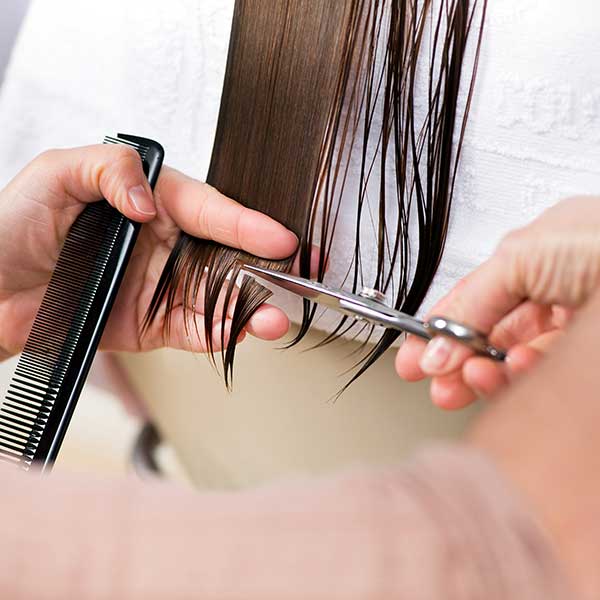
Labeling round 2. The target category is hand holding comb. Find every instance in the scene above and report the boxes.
[0,134,164,472]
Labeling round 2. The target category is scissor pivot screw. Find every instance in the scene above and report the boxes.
[359,287,386,303]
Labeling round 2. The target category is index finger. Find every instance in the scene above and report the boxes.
[431,254,524,335]
[156,167,298,260]
[396,255,524,379]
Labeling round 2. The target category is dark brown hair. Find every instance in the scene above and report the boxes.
[144,0,487,389]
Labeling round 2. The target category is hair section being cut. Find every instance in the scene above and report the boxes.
[144,0,488,390]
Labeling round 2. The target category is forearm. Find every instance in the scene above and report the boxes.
[0,448,568,599]
[470,290,600,599]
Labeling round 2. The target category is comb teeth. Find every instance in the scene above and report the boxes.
[0,202,124,468]
[104,136,149,160]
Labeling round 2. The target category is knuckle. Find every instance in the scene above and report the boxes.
[32,148,63,170]
[108,145,142,173]
[97,146,143,203]
[497,227,528,257]
[230,206,244,248]
[26,149,70,193]
[196,186,212,236]
[497,225,533,264]
[198,182,214,209]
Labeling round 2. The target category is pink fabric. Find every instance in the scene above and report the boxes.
[0,446,571,599]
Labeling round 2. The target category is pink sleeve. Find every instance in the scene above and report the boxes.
[0,446,572,599]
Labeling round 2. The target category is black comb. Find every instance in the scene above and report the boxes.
[0,134,164,472]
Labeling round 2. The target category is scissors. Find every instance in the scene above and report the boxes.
[242,264,506,362]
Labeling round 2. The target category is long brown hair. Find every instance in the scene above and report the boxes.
[144,0,487,389]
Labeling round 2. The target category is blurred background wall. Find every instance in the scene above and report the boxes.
[0,0,30,83]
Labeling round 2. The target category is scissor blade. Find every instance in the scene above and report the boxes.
[241,264,346,310]
[242,263,431,340]
[242,264,505,358]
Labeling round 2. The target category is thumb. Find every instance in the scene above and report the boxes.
[30,145,156,222]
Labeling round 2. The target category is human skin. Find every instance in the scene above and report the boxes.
[395,195,600,597]
[0,144,299,359]
[0,148,592,598]
[395,196,600,409]
[468,291,600,599]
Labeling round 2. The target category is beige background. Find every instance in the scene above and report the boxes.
[120,330,477,489]
[0,356,138,475]
[0,333,475,483]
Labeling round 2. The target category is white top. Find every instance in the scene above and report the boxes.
[0,0,599,322]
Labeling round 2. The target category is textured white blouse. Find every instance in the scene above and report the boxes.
[0,0,599,319]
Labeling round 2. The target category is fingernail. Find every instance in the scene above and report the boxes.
[420,337,452,373]
[128,185,156,216]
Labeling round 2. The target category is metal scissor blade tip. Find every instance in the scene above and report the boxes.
[241,263,293,285]
[241,264,305,289]
[241,264,338,304]
[241,264,271,277]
